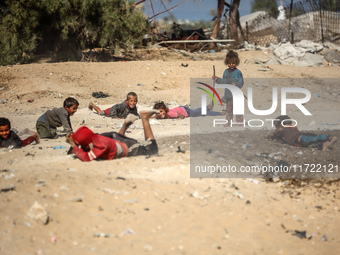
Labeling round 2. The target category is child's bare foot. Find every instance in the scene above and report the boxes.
[34,133,40,144]
[125,114,139,124]
[323,136,337,151]
[88,102,94,111]
[328,136,337,149]
[140,110,160,120]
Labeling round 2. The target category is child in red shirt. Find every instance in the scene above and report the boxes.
[66,110,159,161]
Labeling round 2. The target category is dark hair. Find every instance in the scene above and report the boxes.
[274,115,291,129]
[63,97,79,108]
[127,92,138,101]
[153,101,168,112]
[224,50,240,66]
[0,117,11,129]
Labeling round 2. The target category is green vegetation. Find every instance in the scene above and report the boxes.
[251,0,278,18]
[0,0,149,65]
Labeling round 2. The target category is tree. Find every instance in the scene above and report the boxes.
[211,0,225,39]
[229,0,241,46]
[0,0,149,65]
[251,0,278,18]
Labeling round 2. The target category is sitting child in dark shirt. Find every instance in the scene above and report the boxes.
[266,115,337,151]
[0,118,40,148]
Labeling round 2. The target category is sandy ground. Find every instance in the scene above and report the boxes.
[0,48,340,254]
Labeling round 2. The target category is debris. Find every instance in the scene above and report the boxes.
[124,199,138,204]
[51,235,57,243]
[321,235,328,242]
[0,99,8,104]
[181,63,188,67]
[0,185,16,193]
[116,176,126,181]
[292,230,312,239]
[94,232,115,238]
[177,146,185,153]
[53,145,67,149]
[92,91,109,98]
[242,144,249,149]
[137,83,144,86]
[120,228,136,237]
[27,99,34,103]
[27,201,49,225]
[67,197,83,202]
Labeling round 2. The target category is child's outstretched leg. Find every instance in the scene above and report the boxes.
[323,136,337,151]
[139,110,159,140]
[88,102,103,114]
[118,114,139,135]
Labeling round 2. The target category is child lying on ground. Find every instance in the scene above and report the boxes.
[153,101,222,119]
[89,92,139,119]
[66,110,159,161]
[0,118,40,148]
[36,97,79,139]
[266,115,337,151]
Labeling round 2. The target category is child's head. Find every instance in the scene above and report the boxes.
[153,101,169,119]
[64,97,79,116]
[224,50,240,70]
[125,92,138,109]
[0,117,11,139]
[274,115,291,129]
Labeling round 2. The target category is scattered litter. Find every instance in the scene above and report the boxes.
[67,196,83,202]
[26,222,31,228]
[0,99,8,104]
[94,232,115,238]
[137,83,144,86]
[124,199,138,204]
[258,68,271,71]
[161,72,167,76]
[92,91,109,98]
[0,185,16,193]
[27,99,34,103]
[51,235,57,243]
[177,146,185,153]
[53,145,67,149]
[292,230,311,239]
[116,176,126,181]
[242,144,249,149]
[248,179,258,185]
[321,235,328,242]
[181,63,188,67]
[120,228,136,237]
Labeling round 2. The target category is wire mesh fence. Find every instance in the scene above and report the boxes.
[244,0,340,46]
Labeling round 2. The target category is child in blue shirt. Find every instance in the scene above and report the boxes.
[213,50,244,126]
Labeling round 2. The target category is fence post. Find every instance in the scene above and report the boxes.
[319,0,324,43]
[246,21,249,42]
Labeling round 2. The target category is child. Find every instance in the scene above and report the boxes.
[36,97,79,139]
[153,101,222,119]
[66,110,159,161]
[89,92,139,119]
[212,50,244,126]
[267,115,337,151]
[0,118,40,148]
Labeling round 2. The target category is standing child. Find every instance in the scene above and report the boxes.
[0,118,40,148]
[36,97,79,139]
[266,115,337,151]
[213,50,244,126]
[153,101,222,119]
[89,92,139,119]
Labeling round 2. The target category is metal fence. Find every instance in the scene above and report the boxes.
[244,0,340,46]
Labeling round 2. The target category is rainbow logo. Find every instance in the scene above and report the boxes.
[196,82,223,106]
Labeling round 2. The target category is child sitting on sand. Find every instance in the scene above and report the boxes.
[36,97,79,139]
[153,101,222,119]
[0,118,40,148]
[66,110,159,161]
[266,115,337,151]
[89,92,139,119]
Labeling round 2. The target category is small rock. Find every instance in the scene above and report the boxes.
[27,201,49,225]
